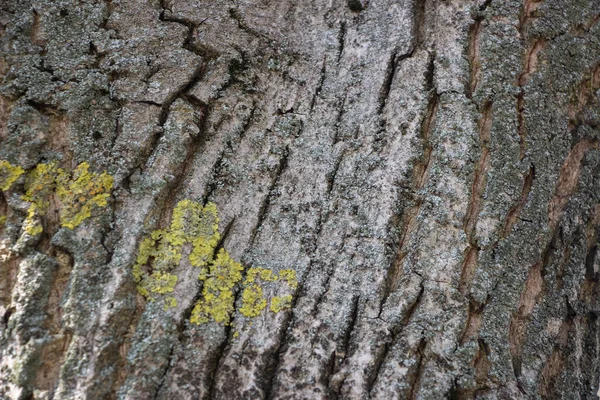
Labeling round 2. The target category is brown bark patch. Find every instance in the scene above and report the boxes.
[548,138,599,230]
[459,298,484,344]
[538,300,575,398]
[509,261,544,378]
[518,39,546,86]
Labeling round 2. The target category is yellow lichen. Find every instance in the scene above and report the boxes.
[133,200,220,310]
[279,269,298,290]
[188,201,220,268]
[20,161,113,234]
[22,162,63,211]
[244,267,279,284]
[0,160,24,191]
[239,284,267,318]
[23,204,43,236]
[56,162,113,229]
[164,296,178,311]
[270,295,293,313]
[190,248,243,325]
[130,198,299,321]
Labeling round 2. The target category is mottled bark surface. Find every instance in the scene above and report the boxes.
[1,0,600,398]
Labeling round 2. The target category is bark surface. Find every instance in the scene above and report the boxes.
[1,0,600,399]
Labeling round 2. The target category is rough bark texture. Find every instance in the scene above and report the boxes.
[1,0,600,399]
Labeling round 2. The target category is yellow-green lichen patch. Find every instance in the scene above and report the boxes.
[23,205,43,236]
[190,248,243,325]
[164,296,177,310]
[240,284,267,318]
[22,162,63,211]
[270,295,293,313]
[0,160,24,191]
[244,267,279,284]
[21,162,64,236]
[238,267,279,318]
[56,162,114,229]
[180,200,220,268]
[129,198,299,322]
[279,269,298,290]
[20,161,114,234]
[132,200,220,310]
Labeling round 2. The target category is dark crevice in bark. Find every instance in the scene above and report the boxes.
[328,295,360,393]
[262,281,304,400]
[152,341,177,400]
[309,266,335,317]
[568,63,600,133]
[156,101,210,228]
[206,324,234,399]
[332,89,348,145]
[479,0,493,12]
[408,337,427,400]
[337,21,346,63]
[458,243,479,296]
[340,295,360,362]
[516,1,547,159]
[249,146,290,246]
[585,245,598,282]
[465,0,493,98]
[309,56,327,112]
[151,220,235,400]
[157,65,206,127]
[379,73,438,314]
[326,150,346,195]
[473,338,492,394]
[202,150,227,205]
[459,101,492,295]
[508,227,560,382]
[137,62,206,178]
[519,0,545,38]
[228,8,267,41]
[150,214,237,400]
[548,138,599,230]
[459,297,485,345]
[347,0,368,13]
[412,0,427,50]
[466,16,483,99]
[237,102,257,141]
[538,297,575,397]
[501,164,535,238]
[368,281,424,394]
[159,10,203,57]
[377,49,399,116]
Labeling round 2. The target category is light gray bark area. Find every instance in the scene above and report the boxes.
[1,0,600,399]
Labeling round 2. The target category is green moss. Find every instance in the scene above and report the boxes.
[0,160,24,191]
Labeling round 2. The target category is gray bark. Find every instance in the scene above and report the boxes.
[1,0,599,399]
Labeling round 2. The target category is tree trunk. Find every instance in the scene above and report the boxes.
[1,0,599,398]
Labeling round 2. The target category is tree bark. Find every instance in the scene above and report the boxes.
[1,0,599,398]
